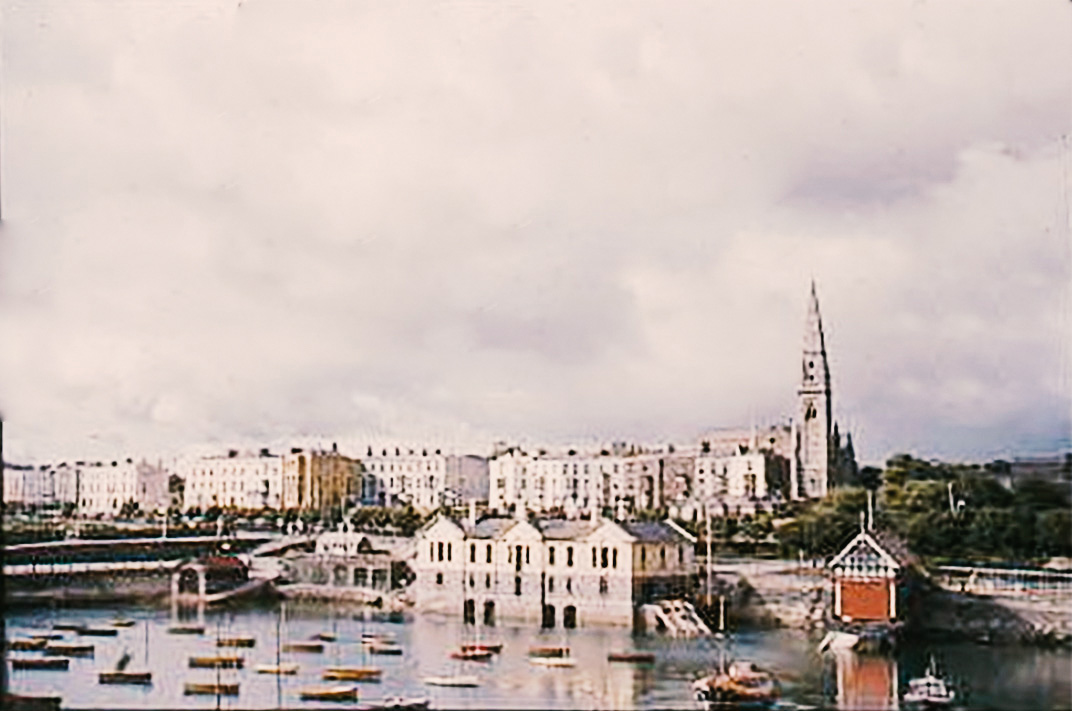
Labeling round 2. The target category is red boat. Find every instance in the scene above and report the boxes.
[460,643,503,654]
[449,648,493,662]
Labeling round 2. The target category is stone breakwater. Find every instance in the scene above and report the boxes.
[915,589,1072,648]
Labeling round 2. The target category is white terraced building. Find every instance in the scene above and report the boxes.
[413,511,696,627]
[359,447,490,511]
[179,450,285,511]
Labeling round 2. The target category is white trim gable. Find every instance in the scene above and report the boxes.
[582,519,636,544]
[828,531,900,572]
[416,515,466,542]
[499,519,542,542]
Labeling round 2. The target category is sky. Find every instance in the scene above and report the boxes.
[1,0,1069,466]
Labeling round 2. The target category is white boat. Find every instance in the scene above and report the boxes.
[361,698,430,711]
[903,658,956,708]
[529,656,576,668]
[255,663,299,675]
[422,675,480,687]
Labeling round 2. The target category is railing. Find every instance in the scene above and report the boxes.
[933,565,1072,596]
[4,559,180,576]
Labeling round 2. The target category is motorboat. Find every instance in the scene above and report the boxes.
[255,663,299,675]
[283,641,324,653]
[27,633,64,641]
[99,671,152,685]
[903,658,957,708]
[188,655,244,669]
[44,643,94,657]
[217,636,256,648]
[693,660,780,707]
[183,682,239,696]
[11,658,70,671]
[299,685,359,702]
[449,648,493,662]
[323,667,383,681]
[423,675,480,687]
[608,651,656,664]
[1,693,62,711]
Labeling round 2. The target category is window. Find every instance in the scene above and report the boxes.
[470,544,476,562]
[436,572,443,585]
[469,574,475,588]
[567,547,574,567]
[485,574,491,589]
[565,578,572,593]
[438,542,444,562]
[640,547,646,570]
[599,577,608,595]
[486,544,492,563]
[678,546,684,565]
[592,547,597,567]
[447,543,452,561]
[549,546,555,566]
[526,547,530,565]
[548,576,555,593]
[660,547,666,567]
[514,576,522,596]
[601,547,608,568]
[612,548,618,568]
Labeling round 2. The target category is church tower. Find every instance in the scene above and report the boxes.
[791,281,832,499]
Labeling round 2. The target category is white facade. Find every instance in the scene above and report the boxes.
[3,464,78,507]
[78,460,168,516]
[359,447,486,511]
[413,514,695,627]
[693,451,770,502]
[180,452,283,511]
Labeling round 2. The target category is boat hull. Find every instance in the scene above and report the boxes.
[283,642,324,653]
[255,663,299,675]
[323,667,383,681]
[189,656,244,669]
[423,676,480,688]
[217,638,256,648]
[184,683,239,696]
[99,672,152,685]
[11,659,70,671]
[300,686,359,701]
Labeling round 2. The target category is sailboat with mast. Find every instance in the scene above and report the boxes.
[322,602,382,682]
[255,601,299,675]
[98,619,152,685]
[692,596,780,708]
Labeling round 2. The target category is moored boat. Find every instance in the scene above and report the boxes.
[2,693,62,711]
[422,675,480,687]
[183,682,239,696]
[77,627,119,637]
[110,618,137,628]
[693,660,780,708]
[361,697,430,711]
[168,625,205,635]
[188,655,244,669]
[27,633,64,641]
[283,641,324,653]
[255,663,299,675]
[528,645,569,658]
[299,685,359,702]
[313,632,338,642]
[368,642,403,656]
[530,656,576,668]
[44,644,94,657]
[903,657,957,708]
[608,651,656,664]
[459,642,502,654]
[51,623,84,632]
[11,658,70,671]
[99,671,152,685]
[449,648,493,662]
[323,667,383,681]
[217,636,256,648]
[7,639,49,651]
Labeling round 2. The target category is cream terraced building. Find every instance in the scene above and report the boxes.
[413,513,696,627]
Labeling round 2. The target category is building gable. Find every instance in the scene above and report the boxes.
[828,531,900,576]
[416,515,466,542]
[582,519,636,544]
[500,519,542,542]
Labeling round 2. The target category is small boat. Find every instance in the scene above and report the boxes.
[8,639,49,651]
[283,641,324,653]
[110,619,137,628]
[460,642,503,654]
[450,648,493,662]
[77,627,119,637]
[530,656,576,668]
[361,697,430,711]
[11,658,70,671]
[323,667,383,681]
[188,655,244,669]
[2,693,62,711]
[313,632,338,642]
[217,636,256,648]
[423,675,480,687]
[255,663,299,675]
[693,661,780,707]
[183,682,239,696]
[27,633,64,641]
[300,685,359,702]
[368,642,403,656]
[99,671,152,685]
[903,658,957,708]
[52,623,84,632]
[44,644,94,657]
[361,632,396,644]
[528,645,569,658]
[608,651,656,664]
[168,625,205,635]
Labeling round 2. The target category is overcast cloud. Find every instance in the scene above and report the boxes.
[1,0,1069,465]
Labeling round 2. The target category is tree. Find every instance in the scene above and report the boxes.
[118,499,140,519]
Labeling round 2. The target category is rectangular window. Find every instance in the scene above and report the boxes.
[485,574,491,589]
[566,578,572,593]
[640,547,646,570]
[660,546,666,568]
[487,544,492,563]
[592,547,597,567]
[438,542,444,562]
[548,576,554,593]
[436,572,443,585]
[567,547,574,567]
[526,547,530,565]
[599,577,608,595]
[470,543,476,563]
[601,547,608,568]
[514,577,522,596]
[678,546,684,565]
[612,548,618,568]
[448,543,452,561]
[549,546,555,566]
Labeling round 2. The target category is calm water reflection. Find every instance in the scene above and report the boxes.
[5,601,1070,710]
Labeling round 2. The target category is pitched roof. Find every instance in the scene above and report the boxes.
[536,519,600,540]
[827,527,915,571]
[462,517,517,539]
[620,520,692,544]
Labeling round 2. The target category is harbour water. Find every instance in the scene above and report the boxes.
[5,601,1070,710]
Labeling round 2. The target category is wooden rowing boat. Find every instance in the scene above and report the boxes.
[77,627,118,637]
[323,666,382,681]
[528,645,569,658]
[299,685,359,701]
[2,693,62,711]
[168,625,205,635]
[449,648,493,662]
[608,651,656,664]
[7,639,48,651]
[367,643,402,656]
[110,619,137,628]
[530,656,576,668]
[183,682,239,696]
[255,663,299,675]
[422,675,480,687]
[188,655,244,669]
[282,641,324,653]
[460,642,503,654]
[217,636,255,648]
[11,658,70,671]
[28,633,64,641]
[361,697,430,710]
[312,632,338,642]
[44,644,94,657]
[99,671,152,685]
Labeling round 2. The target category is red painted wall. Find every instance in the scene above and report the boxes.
[839,578,890,621]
